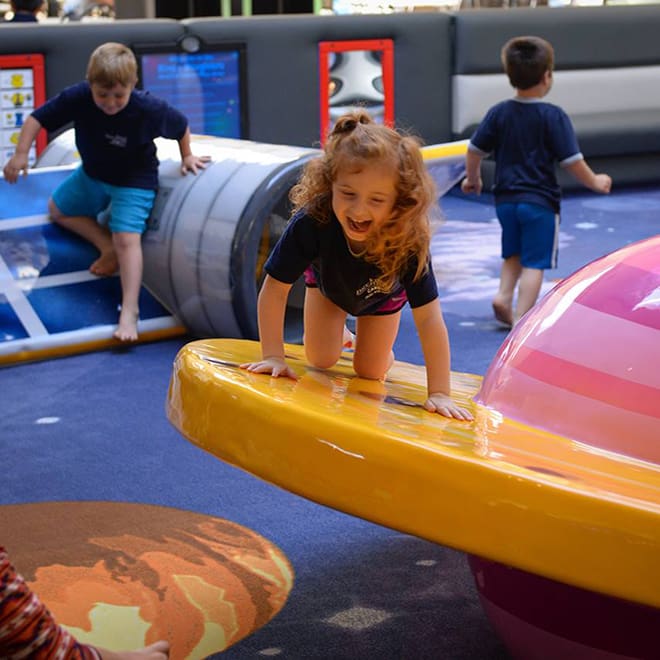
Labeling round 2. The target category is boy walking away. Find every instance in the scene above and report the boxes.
[461,35,611,328]
[3,42,209,341]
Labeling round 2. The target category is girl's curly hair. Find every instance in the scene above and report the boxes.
[289,110,437,290]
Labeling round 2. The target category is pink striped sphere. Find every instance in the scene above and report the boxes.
[476,235,660,465]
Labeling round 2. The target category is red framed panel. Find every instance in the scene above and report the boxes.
[319,39,394,145]
[1,53,47,163]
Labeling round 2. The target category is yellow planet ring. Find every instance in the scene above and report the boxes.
[167,338,660,610]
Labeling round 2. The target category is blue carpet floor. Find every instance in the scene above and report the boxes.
[2,184,658,659]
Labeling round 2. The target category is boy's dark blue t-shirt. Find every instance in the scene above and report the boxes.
[32,81,188,190]
[469,98,582,212]
[7,13,38,21]
[265,211,438,317]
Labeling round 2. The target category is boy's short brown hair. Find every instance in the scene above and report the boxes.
[501,36,554,91]
[86,42,138,88]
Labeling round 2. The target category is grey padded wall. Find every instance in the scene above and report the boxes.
[0,19,185,99]
[0,14,453,149]
[183,13,454,148]
[453,5,660,74]
[4,8,659,183]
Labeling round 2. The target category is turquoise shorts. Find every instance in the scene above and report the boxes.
[496,202,559,270]
[52,166,156,234]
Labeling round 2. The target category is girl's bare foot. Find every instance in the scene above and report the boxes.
[91,250,119,276]
[343,326,356,349]
[492,296,513,328]
[96,640,170,660]
[114,307,139,342]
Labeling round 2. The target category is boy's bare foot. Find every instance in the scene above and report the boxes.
[96,640,170,660]
[114,307,139,342]
[90,250,119,276]
[492,297,513,328]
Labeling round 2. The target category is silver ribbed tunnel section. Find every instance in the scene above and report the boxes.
[144,136,317,340]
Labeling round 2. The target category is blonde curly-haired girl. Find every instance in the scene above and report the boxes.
[242,110,472,420]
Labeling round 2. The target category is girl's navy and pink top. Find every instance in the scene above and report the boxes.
[265,211,438,316]
[31,81,188,190]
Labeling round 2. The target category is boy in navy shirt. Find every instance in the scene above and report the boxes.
[3,42,209,341]
[461,36,611,328]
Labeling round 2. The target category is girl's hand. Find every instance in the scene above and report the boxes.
[181,154,211,175]
[240,357,299,380]
[424,393,473,421]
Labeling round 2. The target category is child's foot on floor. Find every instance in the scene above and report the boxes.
[90,250,119,276]
[114,307,139,342]
[492,297,513,328]
[343,326,356,349]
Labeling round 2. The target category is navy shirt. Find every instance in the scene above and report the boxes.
[469,98,582,213]
[7,13,38,22]
[32,81,188,190]
[265,211,438,317]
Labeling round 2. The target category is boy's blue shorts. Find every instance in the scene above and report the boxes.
[51,166,156,234]
[496,202,559,270]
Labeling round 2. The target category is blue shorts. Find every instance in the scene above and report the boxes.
[496,202,559,270]
[52,167,156,234]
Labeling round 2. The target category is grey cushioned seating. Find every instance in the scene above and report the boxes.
[570,111,660,158]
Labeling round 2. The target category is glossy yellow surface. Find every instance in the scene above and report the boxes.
[167,339,660,609]
[421,140,469,160]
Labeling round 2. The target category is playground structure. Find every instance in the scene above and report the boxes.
[2,6,659,657]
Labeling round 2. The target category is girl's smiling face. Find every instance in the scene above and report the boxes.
[90,82,133,116]
[331,162,397,250]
